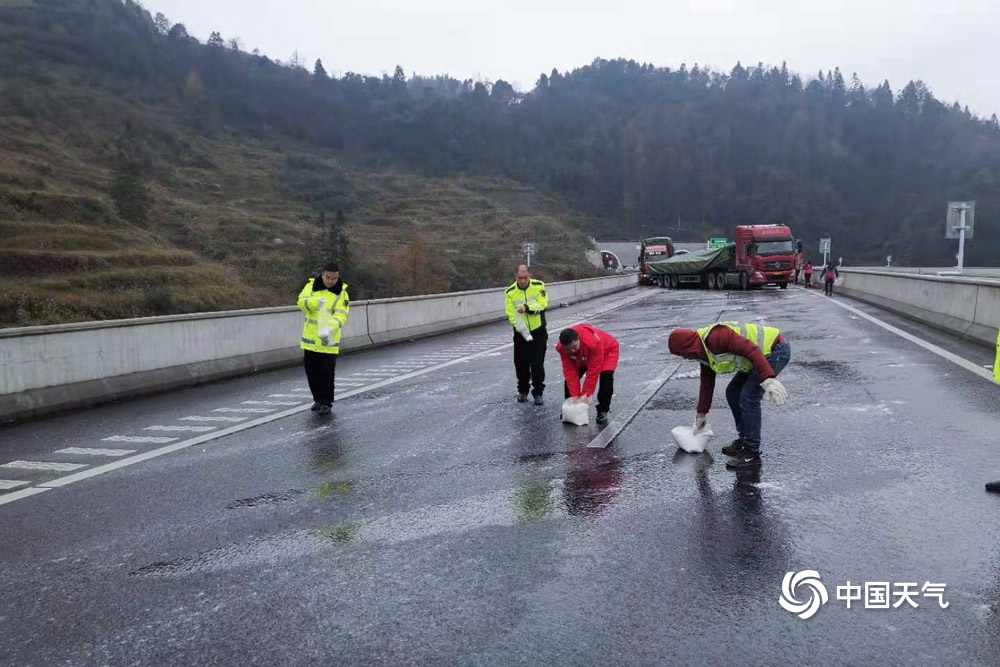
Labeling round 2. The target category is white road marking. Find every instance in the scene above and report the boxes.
[815,293,996,383]
[1,461,89,472]
[268,394,306,398]
[179,416,248,423]
[102,435,179,444]
[587,364,683,449]
[241,400,301,406]
[5,290,653,505]
[144,425,217,433]
[0,480,30,491]
[55,447,136,457]
[212,408,276,414]
[0,487,49,506]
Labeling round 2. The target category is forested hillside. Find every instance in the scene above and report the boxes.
[2,0,999,324]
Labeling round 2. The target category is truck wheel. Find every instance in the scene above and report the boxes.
[706,273,716,290]
[740,272,749,291]
[715,272,726,290]
[670,275,679,289]
[658,275,666,288]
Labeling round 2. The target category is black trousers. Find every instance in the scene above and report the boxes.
[513,329,547,396]
[304,350,337,406]
[564,370,615,413]
[824,279,835,295]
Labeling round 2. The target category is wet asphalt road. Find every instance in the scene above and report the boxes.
[2,285,1000,666]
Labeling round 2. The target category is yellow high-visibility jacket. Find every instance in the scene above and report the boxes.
[505,279,548,334]
[297,277,350,354]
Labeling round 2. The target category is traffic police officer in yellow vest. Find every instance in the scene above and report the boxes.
[668,322,791,470]
[298,262,350,416]
[505,263,549,405]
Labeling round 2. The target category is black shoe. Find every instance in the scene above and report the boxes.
[517,393,528,403]
[317,404,332,416]
[534,395,544,406]
[310,402,320,412]
[721,438,744,456]
[596,411,608,425]
[726,455,762,470]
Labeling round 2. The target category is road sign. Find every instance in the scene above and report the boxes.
[708,237,728,249]
[819,238,831,254]
[522,243,536,268]
[945,201,975,240]
[946,201,975,274]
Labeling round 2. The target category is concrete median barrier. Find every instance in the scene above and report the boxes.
[0,274,636,423]
[840,268,1000,348]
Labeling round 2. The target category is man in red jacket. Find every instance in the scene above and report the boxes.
[667,323,790,470]
[556,324,620,424]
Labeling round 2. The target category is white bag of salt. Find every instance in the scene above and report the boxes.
[561,399,590,426]
[670,425,714,453]
[514,311,533,342]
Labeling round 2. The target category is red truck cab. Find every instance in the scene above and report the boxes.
[735,225,797,288]
[638,236,674,285]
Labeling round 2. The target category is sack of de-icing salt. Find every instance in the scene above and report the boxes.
[561,399,589,426]
[515,312,533,342]
[671,425,714,453]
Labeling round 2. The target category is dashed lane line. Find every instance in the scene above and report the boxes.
[102,435,178,444]
[144,425,218,433]
[1,461,89,472]
[0,480,30,491]
[3,289,654,505]
[55,448,136,457]
[241,401,302,407]
[179,416,248,423]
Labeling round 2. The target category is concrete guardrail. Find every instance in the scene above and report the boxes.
[0,274,637,423]
[840,268,1000,348]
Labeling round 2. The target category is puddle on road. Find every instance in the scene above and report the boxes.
[313,521,360,543]
[646,393,696,411]
[315,480,354,498]
[794,359,860,379]
[226,489,305,510]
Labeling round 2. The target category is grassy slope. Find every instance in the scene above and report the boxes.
[0,54,599,327]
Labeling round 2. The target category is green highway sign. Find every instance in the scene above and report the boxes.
[708,237,728,249]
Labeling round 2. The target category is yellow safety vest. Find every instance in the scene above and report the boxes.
[994,329,999,383]
[505,279,548,333]
[695,322,781,374]
[297,279,350,354]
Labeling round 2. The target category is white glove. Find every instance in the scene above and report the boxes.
[317,297,327,309]
[318,328,332,345]
[693,413,707,433]
[761,378,788,405]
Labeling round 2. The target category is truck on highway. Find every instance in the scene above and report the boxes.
[647,224,798,290]
[638,236,675,285]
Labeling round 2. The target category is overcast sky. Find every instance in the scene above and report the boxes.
[153,0,1000,118]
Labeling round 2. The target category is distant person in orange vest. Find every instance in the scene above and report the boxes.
[803,262,813,288]
[556,324,620,424]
